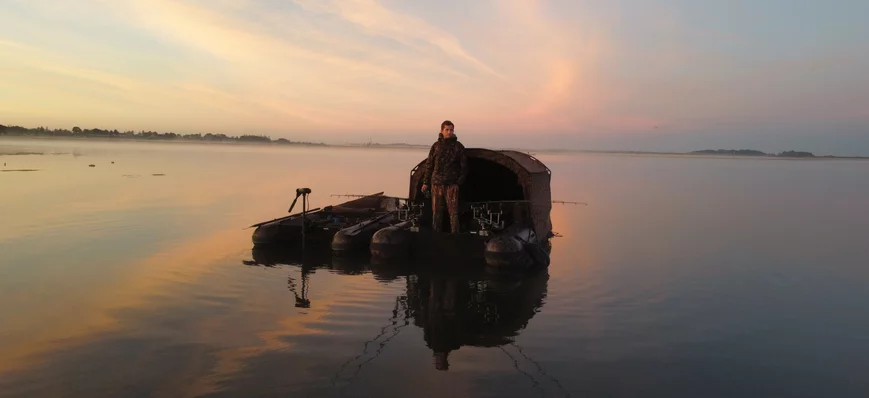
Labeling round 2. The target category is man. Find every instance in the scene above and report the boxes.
[421,120,468,233]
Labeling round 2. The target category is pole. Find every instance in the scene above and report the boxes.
[301,191,307,245]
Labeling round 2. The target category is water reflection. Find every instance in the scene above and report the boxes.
[408,265,549,371]
[247,246,549,372]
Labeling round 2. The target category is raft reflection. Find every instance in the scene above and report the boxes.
[247,246,549,371]
[408,265,549,371]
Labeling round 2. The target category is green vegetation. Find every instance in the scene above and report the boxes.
[690,149,816,158]
[777,150,816,158]
[691,149,767,156]
[0,124,326,146]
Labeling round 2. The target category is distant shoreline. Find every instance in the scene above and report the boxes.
[524,148,869,160]
[537,150,869,161]
[0,134,429,150]
[2,132,867,161]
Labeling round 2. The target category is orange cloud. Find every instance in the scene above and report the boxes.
[0,0,613,136]
[290,0,505,79]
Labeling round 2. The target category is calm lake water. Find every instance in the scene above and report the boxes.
[1,138,868,398]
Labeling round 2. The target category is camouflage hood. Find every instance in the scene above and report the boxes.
[423,133,468,186]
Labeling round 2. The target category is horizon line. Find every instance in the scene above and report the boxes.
[0,123,862,159]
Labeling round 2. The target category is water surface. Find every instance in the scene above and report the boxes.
[2,139,868,397]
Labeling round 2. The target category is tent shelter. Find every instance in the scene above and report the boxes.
[408,148,552,239]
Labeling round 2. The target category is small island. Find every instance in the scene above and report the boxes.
[690,149,817,158]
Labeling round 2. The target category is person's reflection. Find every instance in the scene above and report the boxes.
[408,267,549,371]
[425,277,463,370]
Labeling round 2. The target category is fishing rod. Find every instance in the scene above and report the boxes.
[245,207,322,229]
[552,200,587,205]
[330,193,410,201]
[244,187,315,229]
[466,199,588,206]
[328,194,587,205]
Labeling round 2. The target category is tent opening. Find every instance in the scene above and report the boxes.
[417,158,527,232]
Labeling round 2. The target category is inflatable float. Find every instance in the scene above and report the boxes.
[250,148,557,270]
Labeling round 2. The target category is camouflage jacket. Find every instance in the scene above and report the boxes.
[423,134,468,186]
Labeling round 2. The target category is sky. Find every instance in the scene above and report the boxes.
[0,0,868,155]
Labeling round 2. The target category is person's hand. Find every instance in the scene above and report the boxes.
[421,184,429,192]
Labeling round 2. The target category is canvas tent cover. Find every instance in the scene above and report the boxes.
[408,148,552,237]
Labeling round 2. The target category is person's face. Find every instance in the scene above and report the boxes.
[441,125,454,138]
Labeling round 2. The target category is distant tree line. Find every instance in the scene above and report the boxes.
[776,150,815,158]
[691,149,767,156]
[0,124,326,146]
[691,149,815,158]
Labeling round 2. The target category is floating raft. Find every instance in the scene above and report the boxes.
[250,148,556,270]
[250,192,403,248]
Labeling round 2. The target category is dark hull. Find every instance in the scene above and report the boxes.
[331,211,402,253]
[251,216,335,247]
[371,229,489,265]
[370,223,550,269]
[251,193,399,247]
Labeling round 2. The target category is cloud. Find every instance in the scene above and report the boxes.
[0,0,614,137]
[4,0,864,151]
[1,0,616,135]
[459,0,609,132]
[0,34,355,130]
[289,0,505,79]
[118,0,510,130]
[127,0,480,92]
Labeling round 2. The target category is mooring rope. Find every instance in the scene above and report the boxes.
[509,342,573,398]
[330,295,409,392]
[498,345,547,398]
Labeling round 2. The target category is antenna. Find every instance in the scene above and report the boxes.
[552,200,587,205]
